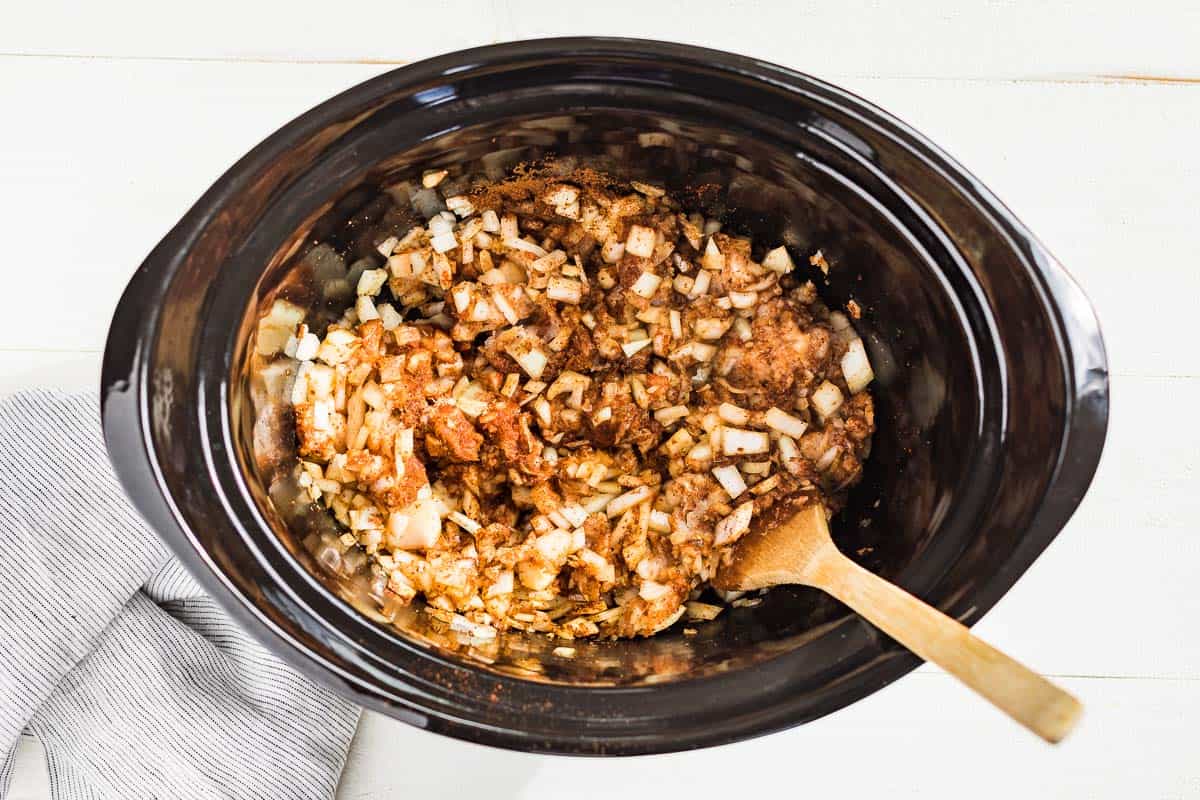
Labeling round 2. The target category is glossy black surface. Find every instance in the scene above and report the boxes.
[101,38,1109,754]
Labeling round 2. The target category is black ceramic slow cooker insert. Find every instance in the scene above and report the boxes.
[101,38,1109,755]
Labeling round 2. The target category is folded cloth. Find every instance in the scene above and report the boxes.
[0,391,360,800]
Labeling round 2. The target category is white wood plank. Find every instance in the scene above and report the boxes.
[337,674,1200,799]
[0,351,100,397]
[836,76,1200,380]
[0,58,379,353]
[3,0,1199,80]
[1,58,1196,379]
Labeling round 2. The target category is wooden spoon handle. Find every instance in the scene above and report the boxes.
[811,547,1082,743]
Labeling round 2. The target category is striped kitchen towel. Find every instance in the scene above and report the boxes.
[0,391,360,799]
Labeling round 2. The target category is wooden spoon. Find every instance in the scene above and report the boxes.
[713,503,1082,743]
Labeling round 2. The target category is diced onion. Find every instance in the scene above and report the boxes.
[654,405,690,426]
[376,236,399,257]
[649,509,671,532]
[693,317,730,340]
[764,407,808,438]
[621,338,652,357]
[762,245,794,274]
[729,290,757,309]
[625,225,656,258]
[601,238,625,263]
[355,295,380,322]
[811,380,845,420]
[505,237,547,257]
[714,501,754,545]
[448,511,482,534]
[718,402,750,426]
[701,237,725,272]
[430,232,458,253]
[606,486,653,517]
[422,169,448,188]
[842,338,874,393]
[547,277,583,304]
[445,195,475,217]
[721,428,770,456]
[639,580,672,601]
[711,465,747,499]
[631,271,663,298]
[293,332,320,362]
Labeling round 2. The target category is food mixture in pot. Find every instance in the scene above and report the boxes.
[269,170,875,639]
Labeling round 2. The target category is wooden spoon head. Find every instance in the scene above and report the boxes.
[713,502,835,591]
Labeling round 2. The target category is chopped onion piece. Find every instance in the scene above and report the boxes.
[560,503,589,528]
[631,271,663,298]
[505,237,547,257]
[718,402,750,426]
[690,342,717,362]
[714,501,754,545]
[631,181,665,197]
[448,511,482,534]
[816,446,841,472]
[689,269,711,298]
[355,295,379,322]
[422,169,448,188]
[765,407,808,438]
[546,277,583,304]
[486,570,514,597]
[729,290,757,309]
[490,288,521,325]
[722,428,769,456]
[669,309,682,339]
[531,250,568,272]
[606,485,653,517]
[505,338,548,379]
[685,601,723,621]
[583,493,619,514]
[444,195,474,217]
[662,428,695,456]
[653,405,690,426]
[456,382,491,418]
[430,232,458,253]
[701,237,725,272]
[685,442,713,468]
[293,332,320,362]
[388,498,441,550]
[711,465,747,499]
[481,209,501,233]
[639,580,672,601]
[376,235,399,257]
[621,338,652,357]
[649,509,671,532]
[625,225,656,258]
[693,317,731,340]
[811,380,845,420]
[377,303,403,331]
[762,245,794,274]
[601,238,625,263]
[842,338,874,393]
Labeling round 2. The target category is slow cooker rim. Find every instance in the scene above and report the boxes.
[102,37,1109,755]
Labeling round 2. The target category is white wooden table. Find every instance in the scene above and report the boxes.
[3,2,1198,797]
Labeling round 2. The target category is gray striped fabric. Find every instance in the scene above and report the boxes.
[0,391,360,799]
